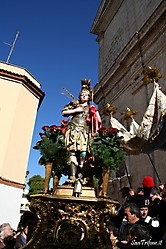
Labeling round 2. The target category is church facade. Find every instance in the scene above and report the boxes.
[91,0,166,200]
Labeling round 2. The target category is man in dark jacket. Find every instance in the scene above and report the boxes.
[118,202,157,243]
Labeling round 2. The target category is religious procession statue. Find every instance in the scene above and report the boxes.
[33,78,126,196]
[61,79,102,187]
[29,78,127,249]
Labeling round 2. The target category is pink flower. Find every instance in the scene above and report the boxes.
[98,127,107,133]
[109,128,119,133]
[42,125,49,131]
[50,125,57,131]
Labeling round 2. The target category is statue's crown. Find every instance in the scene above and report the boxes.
[80,79,91,94]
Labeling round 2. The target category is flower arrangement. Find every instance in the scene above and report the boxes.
[33,121,126,181]
[89,127,126,179]
[33,120,69,178]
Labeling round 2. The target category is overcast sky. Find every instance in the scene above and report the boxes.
[0,1,101,181]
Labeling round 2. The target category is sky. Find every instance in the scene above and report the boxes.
[0,1,101,182]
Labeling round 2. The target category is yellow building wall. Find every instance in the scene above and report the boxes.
[0,81,38,183]
[0,62,44,185]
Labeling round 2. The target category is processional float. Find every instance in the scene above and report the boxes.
[25,79,125,249]
[24,67,164,249]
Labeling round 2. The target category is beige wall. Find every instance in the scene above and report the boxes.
[0,61,44,229]
[0,81,38,183]
[0,62,44,185]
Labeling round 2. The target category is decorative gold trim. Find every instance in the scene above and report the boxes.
[23,194,119,249]
[143,67,162,84]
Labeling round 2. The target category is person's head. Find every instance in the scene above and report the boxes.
[120,187,130,199]
[142,176,154,199]
[0,223,13,249]
[124,203,140,224]
[150,187,161,201]
[136,187,144,196]
[0,223,13,239]
[120,187,134,199]
[18,211,38,238]
[107,222,119,240]
[128,224,150,241]
[140,206,148,219]
[132,196,149,219]
[19,211,38,224]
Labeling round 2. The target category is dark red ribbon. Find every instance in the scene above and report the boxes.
[86,106,98,132]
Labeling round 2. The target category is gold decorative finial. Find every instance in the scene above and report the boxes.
[103,103,117,116]
[121,107,137,121]
[143,66,162,84]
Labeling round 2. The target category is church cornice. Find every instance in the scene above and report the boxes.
[90,0,124,36]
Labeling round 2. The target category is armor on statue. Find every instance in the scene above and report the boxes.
[62,79,102,184]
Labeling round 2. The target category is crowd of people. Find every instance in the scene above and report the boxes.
[0,211,38,249]
[0,176,166,248]
[107,176,166,249]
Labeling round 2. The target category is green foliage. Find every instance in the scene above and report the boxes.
[33,124,126,180]
[33,124,69,178]
[28,175,45,195]
[90,128,126,179]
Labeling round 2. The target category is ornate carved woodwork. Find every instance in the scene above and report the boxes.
[23,191,119,249]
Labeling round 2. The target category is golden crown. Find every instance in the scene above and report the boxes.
[80,78,91,95]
